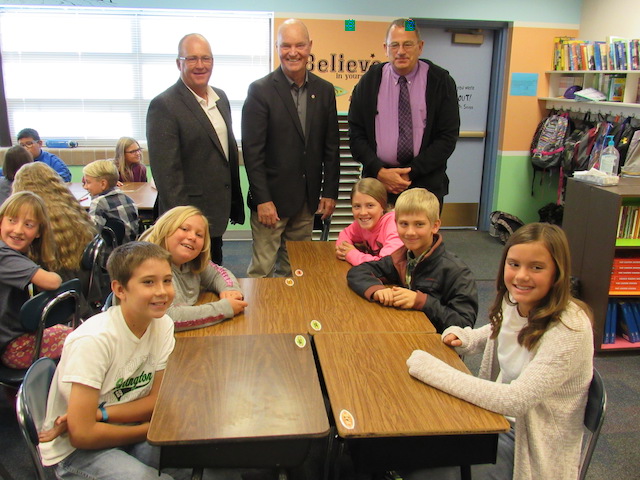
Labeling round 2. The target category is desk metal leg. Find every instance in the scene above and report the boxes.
[191,467,203,480]
[460,465,471,480]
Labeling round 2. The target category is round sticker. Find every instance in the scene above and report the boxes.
[294,335,307,348]
[285,278,295,286]
[339,409,355,430]
[294,269,304,277]
[310,320,322,331]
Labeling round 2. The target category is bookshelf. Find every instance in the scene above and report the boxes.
[540,70,640,118]
[563,177,640,352]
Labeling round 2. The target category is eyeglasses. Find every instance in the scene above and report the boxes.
[178,56,213,66]
[19,141,36,148]
[125,147,143,155]
[388,42,418,51]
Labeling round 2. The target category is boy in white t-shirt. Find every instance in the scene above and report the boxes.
[38,241,177,480]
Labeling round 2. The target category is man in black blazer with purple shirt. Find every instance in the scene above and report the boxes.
[242,19,339,277]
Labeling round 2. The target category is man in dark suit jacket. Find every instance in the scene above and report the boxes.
[242,19,339,277]
[349,18,460,209]
[146,33,244,265]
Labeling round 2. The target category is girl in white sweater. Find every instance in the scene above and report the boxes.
[406,223,594,480]
[140,206,247,331]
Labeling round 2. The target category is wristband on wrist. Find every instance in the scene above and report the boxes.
[98,402,108,423]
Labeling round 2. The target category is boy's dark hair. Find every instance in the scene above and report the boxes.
[3,145,33,181]
[107,241,171,287]
[17,128,40,142]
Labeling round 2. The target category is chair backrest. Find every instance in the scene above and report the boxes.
[103,216,125,247]
[313,213,332,241]
[16,357,57,480]
[19,279,80,364]
[81,234,111,312]
[579,368,607,480]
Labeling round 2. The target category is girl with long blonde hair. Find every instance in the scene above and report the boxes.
[12,162,96,273]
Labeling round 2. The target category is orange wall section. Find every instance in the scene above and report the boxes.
[501,26,579,152]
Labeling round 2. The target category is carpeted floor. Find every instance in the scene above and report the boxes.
[1,232,638,479]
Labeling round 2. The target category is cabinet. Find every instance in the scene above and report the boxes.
[540,70,640,118]
[563,177,640,352]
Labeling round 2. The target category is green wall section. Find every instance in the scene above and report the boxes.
[494,153,560,224]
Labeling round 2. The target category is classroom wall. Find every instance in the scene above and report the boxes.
[579,0,640,40]
[4,0,585,228]
[494,25,579,223]
[2,0,583,24]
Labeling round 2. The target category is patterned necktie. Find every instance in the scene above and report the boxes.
[397,75,413,164]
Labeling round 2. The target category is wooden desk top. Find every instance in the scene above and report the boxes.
[287,240,351,278]
[148,334,329,445]
[176,278,312,337]
[178,274,435,337]
[287,241,435,334]
[314,332,509,438]
[68,182,157,210]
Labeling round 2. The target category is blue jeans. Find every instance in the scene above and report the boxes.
[55,441,175,480]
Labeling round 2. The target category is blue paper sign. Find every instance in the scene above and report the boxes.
[510,73,538,96]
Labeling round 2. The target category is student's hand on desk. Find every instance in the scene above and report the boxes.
[116,181,123,188]
[257,201,280,228]
[227,298,248,315]
[38,414,68,442]
[443,333,462,347]
[373,288,395,306]
[220,290,244,301]
[391,286,417,309]
[335,241,355,261]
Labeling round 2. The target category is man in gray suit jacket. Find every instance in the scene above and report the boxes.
[146,33,244,265]
[242,19,340,277]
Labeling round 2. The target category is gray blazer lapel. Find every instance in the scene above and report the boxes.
[177,81,226,158]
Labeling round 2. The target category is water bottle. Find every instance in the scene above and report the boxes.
[598,135,619,177]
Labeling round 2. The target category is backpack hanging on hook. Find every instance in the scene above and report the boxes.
[530,110,572,197]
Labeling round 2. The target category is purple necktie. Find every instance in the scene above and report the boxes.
[397,75,413,164]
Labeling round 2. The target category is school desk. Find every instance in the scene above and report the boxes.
[313,332,510,475]
[176,274,435,338]
[147,334,329,475]
[68,181,157,210]
[287,240,351,279]
[286,240,436,334]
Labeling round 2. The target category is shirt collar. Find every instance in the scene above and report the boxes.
[281,66,308,88]
[389,60,422,84]
[183,82,219,108]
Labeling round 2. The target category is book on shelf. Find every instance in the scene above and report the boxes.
[608,75,626,101]
[605,302,612,343]
[618,302,640,342]
[616,206,640,239]
[554,37,640,71]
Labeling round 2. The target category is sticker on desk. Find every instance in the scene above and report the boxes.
[339,409,355,430]
[294,335,307,348]
[310,320,322,331]
[285,278,295,287]
[294,269,304,277]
